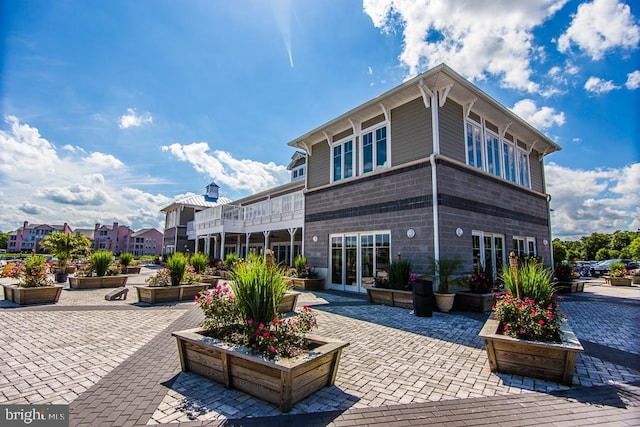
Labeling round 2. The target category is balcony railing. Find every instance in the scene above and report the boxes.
[188,190,304,238]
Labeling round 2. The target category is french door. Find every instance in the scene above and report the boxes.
[330,232,390,293]
[472,231,505,280]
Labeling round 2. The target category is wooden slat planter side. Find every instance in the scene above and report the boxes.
[366,287,413,309]
[69,276,128,289]
[2,284,63,305]
[284,277,325,291]
[173,328,349,413]
[606,277,632,286]
[134,284,208,304]
[454,291,496,312]
[278,292,300,313]
[479,317,583,386]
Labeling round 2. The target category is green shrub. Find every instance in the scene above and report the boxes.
[429,257,464,294]
[388,259,412,290]
[609,262,626,277]
[90,251,114,277]
[189,252,209,274]
[119,252,134,267]
[501,260,556,308]
[224,252,239,270]
[167,252,187,286]
[229,253,289,328]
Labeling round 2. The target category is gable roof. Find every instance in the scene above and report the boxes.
[288,63,561,156]
[160,194,232,213]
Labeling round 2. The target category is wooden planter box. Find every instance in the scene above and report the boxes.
[284,277,325,291]
[278,291,300,313]
[69,275,129,289]
[605,277,632,286]
[366,287,413,309]
[2,284,63,305]
[199,275,221,285]
[479,317,583,386]
[173,328,349,412]
[556,281,585,293]
[454,291,496,312]
[125,266,141,274]
[631,276,640,285]
[134,283,208,304]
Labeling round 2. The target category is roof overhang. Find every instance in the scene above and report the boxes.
[287,63,560,156]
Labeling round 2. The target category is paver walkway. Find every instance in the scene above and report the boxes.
[1,270,639,426]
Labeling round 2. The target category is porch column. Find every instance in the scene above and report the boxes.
[195,236,199,253]
[263,231,271,255]
[219,232,225,259]
[288,227,297,267]
[213,236,218,259]
[236,235,241,257]
[245,233,251,257]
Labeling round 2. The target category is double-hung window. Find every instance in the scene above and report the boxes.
[517,149,531,188]
[466,121,483,169]
[332,138,354,182]
[503,137,517,183]
[362,125,388,174]
[485,131,501,178]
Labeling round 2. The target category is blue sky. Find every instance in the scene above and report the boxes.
[1,0,638,240]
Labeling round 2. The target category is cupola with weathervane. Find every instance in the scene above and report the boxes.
[205,182,219,202]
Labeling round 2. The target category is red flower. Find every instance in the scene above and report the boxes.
[263,331,271,338]
[268,346,276,353]
[247,319,253,325]
[538,319,545,326]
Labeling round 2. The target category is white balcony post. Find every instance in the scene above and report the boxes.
[263,231,270,255]
[245,233,251,258]
[219,232,225,260]
[288,227,297,267]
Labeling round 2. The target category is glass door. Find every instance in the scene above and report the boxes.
[360,235,374,288]
[345,235,358,291]
[330,236,343,288]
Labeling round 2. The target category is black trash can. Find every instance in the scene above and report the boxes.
[412,279,433,317]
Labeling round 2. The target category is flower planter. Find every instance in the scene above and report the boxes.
[69,275,129,289]
[172,328,349,412]
[605,277,632,286]
[631,276,640,285]
[454,291,497,312]
[556,281,585,293]
[434,293,455,312]
[134,283,208,304]
[2,284,63,305]
[284,277,325,291]
[199,275,221,285]
[278,291,300,313]
[125,266,141,274]
[479,317,583,386]
[365,287,413,309]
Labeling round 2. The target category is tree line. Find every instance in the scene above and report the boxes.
[553,230,640,264]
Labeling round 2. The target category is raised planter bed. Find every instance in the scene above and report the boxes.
[199,275,221,285]
[69,275,129,289]
[125,266,142,274]
[284,277,325,291]
[2,284,63,305]
[479,317,583,386]
[454,291,497,312]
[604,277,632,286]
[278,291,300,313]
[134,283,209,304]
[631,276,640,285]
[173,328,349,412]
[365,287,413,309]
[556,281,585,293]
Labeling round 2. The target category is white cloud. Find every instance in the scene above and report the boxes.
[626,70,640,89]
[584,76,621,94]
[0,116,168,232]
[363,0,568,92]
[118,108,153,129]
[511,99,566,129]
[547,162,640,239]
[162,142,290,194]
[557,0,640,60]
[368,66,374,75]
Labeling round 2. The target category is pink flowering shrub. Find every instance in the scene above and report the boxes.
[2,256,54,288]
[493,292,563,342]
[195,278,319,360]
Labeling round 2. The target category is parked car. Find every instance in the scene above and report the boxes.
[590,259,639,277]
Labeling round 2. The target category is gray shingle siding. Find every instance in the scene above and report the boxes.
[390,97,432,166]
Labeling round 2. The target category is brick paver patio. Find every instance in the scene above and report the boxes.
[1,267,638,426]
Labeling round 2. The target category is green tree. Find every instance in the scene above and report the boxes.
[595,247,620,261]
[609,231,635,251]
[40,232,92,270]
[552,239,567,266]
[582,233,611,260]
[628,236,640,260]
[0,232,8,250]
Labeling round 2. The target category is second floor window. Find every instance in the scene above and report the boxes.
[362,126,388,174]
[332,139,353,182]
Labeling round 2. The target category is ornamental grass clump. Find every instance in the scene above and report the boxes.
[119,252,134,268]
[167,252,188,286]
[90,250,114,277]
[387,259,412,290]
[195,254,318,360]
[189,252,209,274]
[494,259,563,343]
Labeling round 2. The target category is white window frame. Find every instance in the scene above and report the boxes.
[472,230,505,279]
[360,122,389,175]
[330,136,355,183]
[485,129,501,178]
[465,119,484,170]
